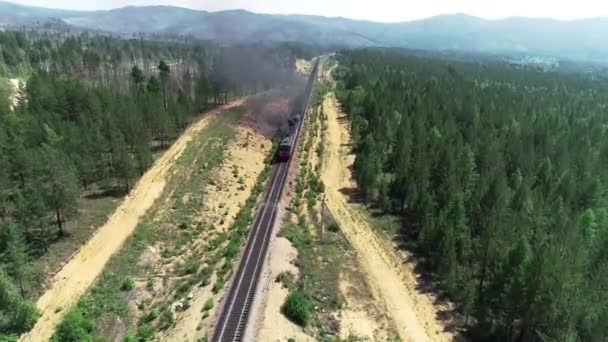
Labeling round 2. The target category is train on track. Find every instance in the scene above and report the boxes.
[275,108,303,162]
[277,133,295,162]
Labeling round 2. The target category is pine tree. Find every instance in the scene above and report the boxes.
[0,269,39,334]
[1,223,30,296]
[40,145,79,236]
[158,60,171,110]
[130,65,145,96]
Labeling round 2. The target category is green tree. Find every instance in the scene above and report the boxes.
[0,269,39,334]
[158,60,170,110]
[41,145,79,236]
[1,223,30,296]
[130,65,146,96]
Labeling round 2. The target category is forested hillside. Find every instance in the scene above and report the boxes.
[0,30,301,338]
[6,0,608,62]
[334,50,608,341]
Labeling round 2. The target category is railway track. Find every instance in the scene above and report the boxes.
[211,59,319,342]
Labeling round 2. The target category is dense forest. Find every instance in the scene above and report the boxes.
[0,30,302,337]
[334,49,608,341]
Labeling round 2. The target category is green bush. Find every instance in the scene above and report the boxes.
[203,298,214,311]
[120,278,135,292]
[159,310,174,330]
[198,267,213,287]
[52,309,94,342]
[212,274,225,294]
[281,290,313,327]
[182,259,200,275]
[327,222,339,233]
[9,301,40,333]
[224,239,240,259]
[136,324,155,341]
[0,334,18,342]
[143,309,159,323]
[122,334,136,342]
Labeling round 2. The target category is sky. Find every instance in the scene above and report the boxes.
[8,0,608,22]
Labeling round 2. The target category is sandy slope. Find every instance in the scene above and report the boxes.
[320,93,454,342]
[20,101,243,342]
[161,120,272,342]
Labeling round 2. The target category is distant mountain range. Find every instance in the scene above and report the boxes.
[2,0,608,62]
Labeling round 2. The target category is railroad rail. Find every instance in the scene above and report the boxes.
[211,59,320,342]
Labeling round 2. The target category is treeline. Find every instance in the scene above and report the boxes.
[334,49,608,341]
[0,30,301,95]
[0,31,301,337]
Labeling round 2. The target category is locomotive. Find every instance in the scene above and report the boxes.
[275,58,319,163]
[276,113,301,162]
[277,133,295,162]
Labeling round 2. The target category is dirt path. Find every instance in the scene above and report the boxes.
[20,101,243,342]
[320,93,454,342]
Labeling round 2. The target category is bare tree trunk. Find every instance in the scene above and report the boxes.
[56,207,64,236]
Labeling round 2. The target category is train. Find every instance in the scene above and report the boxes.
[275,58,320,163]
[276,133,295,162]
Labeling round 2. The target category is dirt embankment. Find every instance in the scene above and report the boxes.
[320,93,454,342]
[162,117,272,341]
[20,101,243,342]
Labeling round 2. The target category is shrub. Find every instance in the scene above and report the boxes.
[159,310,174,330]
[282,290,313,327]
[143,309,159,323]
[122,334,136,342]
[212,275,225,294]
[9,301,40,333]
[327,222,339,233]
[198,267,213,287]
[175,281,192,299]
[120,278,135,292]
[52,309,94,342]
[224,239,240,259]
[203,298,214,311]
[136,324,155,341]
[183,259,200,275]
[275,271,296,289]
[0,335,18,342]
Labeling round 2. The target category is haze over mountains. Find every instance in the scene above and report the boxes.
[2,0,608,62]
